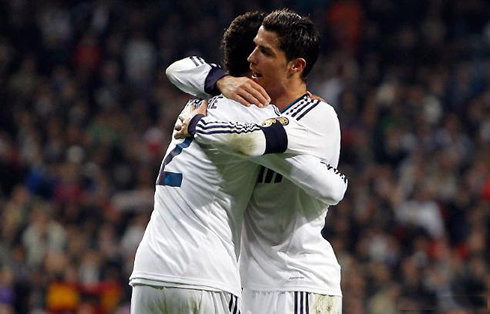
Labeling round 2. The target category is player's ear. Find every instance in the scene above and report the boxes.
[288,58,306,78]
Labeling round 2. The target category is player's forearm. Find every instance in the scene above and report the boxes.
[301,161,348,205]
[165,56,226,99]
[189,116,321,159]
[188,115,287,157]
[254,154,348,205]
[186,114,348,205]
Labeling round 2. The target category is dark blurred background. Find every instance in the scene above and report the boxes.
[0,0,489,313]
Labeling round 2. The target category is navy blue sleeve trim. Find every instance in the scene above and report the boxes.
[205,67,227,95]
[188,114,205,136]
[320,160,348,184]
[260,122,288,154]
[190,56,200,66]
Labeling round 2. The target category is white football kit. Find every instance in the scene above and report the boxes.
[166,57,347,314]
[130,58,347,313]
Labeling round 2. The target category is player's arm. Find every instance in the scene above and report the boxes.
[165,56,223,99]
[190,115,347,204]
[165,56,269,107]
[175,104,347,205]
[186,112,347,205]
[178,114,310,158]
[179,101,338,162]
[252,154,347,205]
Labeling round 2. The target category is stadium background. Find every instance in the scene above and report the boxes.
[0,0,489,313]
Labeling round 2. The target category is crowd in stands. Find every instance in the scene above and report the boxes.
[0,0,489,313]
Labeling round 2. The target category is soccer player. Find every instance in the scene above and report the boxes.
[166,9,345,314]
[130,12,347,314]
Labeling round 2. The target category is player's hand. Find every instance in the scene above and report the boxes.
[307,91,326,102]
[216,75,270,107]
[174,100,208,139]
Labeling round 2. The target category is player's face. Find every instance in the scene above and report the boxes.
[247,26,291,101]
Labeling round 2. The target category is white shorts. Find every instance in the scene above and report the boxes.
[131,284,241,314]
[241,289,342,314]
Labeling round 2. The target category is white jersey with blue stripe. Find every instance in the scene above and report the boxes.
[130,98,279,297]
[241,95,343,295]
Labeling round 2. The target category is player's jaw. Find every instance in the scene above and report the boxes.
[248,53,284,97]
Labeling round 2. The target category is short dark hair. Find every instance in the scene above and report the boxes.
[262,9,320,81]
[221,11,266,76]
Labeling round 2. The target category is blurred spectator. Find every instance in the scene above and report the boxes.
[22,204,66,268]
[0,267,15,310]
[73,32,102,75]
[326,0,363,52]
[123,32,155,88]
[395,184,445,238]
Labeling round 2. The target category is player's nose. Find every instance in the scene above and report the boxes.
[247,47,258,64]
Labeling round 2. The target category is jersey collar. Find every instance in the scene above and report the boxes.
[280,93,309,113]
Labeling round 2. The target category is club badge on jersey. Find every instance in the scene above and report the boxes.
[261,117,289,127]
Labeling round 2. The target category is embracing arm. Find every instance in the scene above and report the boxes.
[185,113,321,158]
[176,104,347,205]
[254,153,348,205]
[178,97,339,162]
[166,56,269,107]
[191,114,348,205]
[165,56,226,99]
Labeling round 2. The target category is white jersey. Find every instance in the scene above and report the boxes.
[130,98,277,297]
[243,96,343,295]
[166,57,347,296]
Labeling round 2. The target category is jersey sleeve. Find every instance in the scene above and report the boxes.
[187,112,348,205]
[189,113,317,157]
[252,154,348,205]
[165,56,226,99]
[188,115,286,157]
[189,100,341,164]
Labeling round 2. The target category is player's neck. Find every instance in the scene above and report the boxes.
[272,80,307,110]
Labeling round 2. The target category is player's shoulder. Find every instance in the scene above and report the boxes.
[282,94,338,122]
[208,94,278,122]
